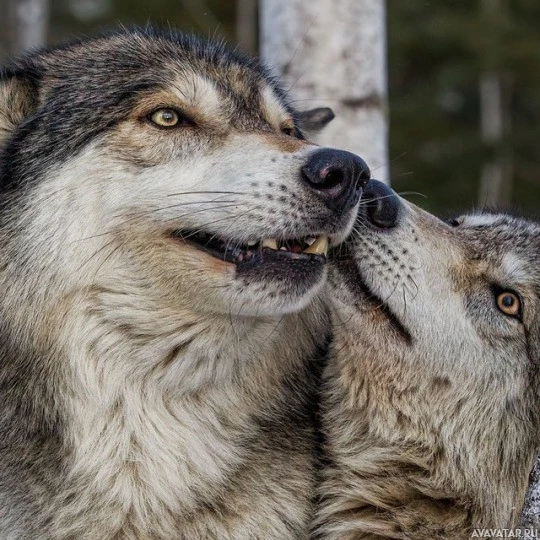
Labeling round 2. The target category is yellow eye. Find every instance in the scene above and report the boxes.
[496,291,521,317]
[149,108,181,128]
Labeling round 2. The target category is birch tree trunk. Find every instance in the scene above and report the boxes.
[477,0,513,207]
[7,0,49,55]
[477,71,512,207]
[260,0,389,183]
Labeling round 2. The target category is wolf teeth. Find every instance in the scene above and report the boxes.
[303,235,329,256]
[262,239,278,250]
[261,237,328,255]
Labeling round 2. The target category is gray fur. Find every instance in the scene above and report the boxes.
[0,28,345,539]
[317,203,540,539]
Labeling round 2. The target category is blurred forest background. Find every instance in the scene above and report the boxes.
[0,0,539,216]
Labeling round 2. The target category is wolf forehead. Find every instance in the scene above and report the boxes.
[9,28,289,122]
[0,28,298,195]
[455,212,540,286]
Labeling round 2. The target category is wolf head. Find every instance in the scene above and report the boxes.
[0,28,369,319]
[327,183,540,525]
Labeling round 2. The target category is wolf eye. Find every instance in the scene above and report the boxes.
[281,125,297,137]
[447,218,461,227]
[496,291,522,318]
[148,108,188,128]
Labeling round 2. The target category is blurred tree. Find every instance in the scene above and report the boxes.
[6,0,49,55]
[236,0,257,54]
[45,0,236,50]
[259,0,389,183]
[478,0,512,207]
[387,1,540,215]
[1,1,538,214]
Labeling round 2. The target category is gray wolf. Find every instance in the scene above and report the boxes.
[0,28,369,539]
[317,180,540,539]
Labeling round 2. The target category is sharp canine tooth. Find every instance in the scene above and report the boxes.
[247,241,257,247]
[303,235,329,256]
[306,237,316,246]
[262,239,278,250]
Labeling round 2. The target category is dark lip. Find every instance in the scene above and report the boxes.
[335,258,412,344]
[236,247,326,275]
[172,230,327,266]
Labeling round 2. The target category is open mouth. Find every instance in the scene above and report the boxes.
[172,231,329,264]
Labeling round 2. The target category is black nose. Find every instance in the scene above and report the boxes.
[301,148,370,214]
[362,179,401,228]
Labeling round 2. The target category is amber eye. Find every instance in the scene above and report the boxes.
[281,125,296,137]
[149,108,184,128]
[496,291,521,318]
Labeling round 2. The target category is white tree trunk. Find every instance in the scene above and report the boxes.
[478,70,512,207]
[260,0,388,183]
[477,0,512,207]
[8,0,49,55]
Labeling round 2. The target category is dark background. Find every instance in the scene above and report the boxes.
[1,0,539,216]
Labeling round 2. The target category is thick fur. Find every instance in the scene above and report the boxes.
[317,202,540,538]
[0,28,353,539]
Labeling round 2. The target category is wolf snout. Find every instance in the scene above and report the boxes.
[301,149,370,214]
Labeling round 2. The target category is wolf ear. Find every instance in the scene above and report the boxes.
[0,72,38,147]
[297,107,335,137]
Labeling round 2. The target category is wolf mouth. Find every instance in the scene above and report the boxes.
[335,257,412,343]
[172,230,329,264]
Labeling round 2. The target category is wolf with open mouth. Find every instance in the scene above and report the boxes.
[0,28,369,539]
[317,181,540,539]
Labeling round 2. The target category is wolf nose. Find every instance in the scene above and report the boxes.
[362,179,401,228]
[301,149,370,214]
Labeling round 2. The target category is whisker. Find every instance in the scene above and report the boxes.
[117,198,241,220]
[71,202,243,244]
[75,237,118,273]
[261,315,286,347]
[367,151,409,176]
[165,190,248,198]
[92,242,124,283]
[397,191,428,200]
[357,193,400,206]
[137,203,243,226]
[171,208,260,240]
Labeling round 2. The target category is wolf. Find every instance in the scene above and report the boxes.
[0,28,370,539]
[316,180,540,539]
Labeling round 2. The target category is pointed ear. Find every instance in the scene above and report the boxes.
[0,71,38,147]
[296,107,335,137]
